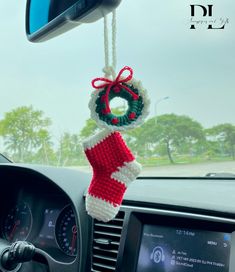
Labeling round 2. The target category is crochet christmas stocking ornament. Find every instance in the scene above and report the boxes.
[83,130,141,222]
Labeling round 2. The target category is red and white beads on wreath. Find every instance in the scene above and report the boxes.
[89,66,150,131]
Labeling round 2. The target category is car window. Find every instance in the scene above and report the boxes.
[0,153,11,163]
[0,0,234,177]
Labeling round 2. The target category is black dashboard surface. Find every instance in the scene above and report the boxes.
[0,164,91,272]
[0,163,235,272]
[125,177,235,215]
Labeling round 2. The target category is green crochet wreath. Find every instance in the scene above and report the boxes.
[95,83,144,126]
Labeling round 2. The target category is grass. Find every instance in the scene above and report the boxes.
[58,154,234,169]
[137,155,233,167]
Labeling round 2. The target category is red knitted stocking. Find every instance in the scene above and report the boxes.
[83,130,141,222]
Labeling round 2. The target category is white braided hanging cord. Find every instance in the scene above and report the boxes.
[103,10,117,79]
[111,10,117,74]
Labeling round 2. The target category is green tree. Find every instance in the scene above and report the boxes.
[33,129,55,165]
[123,126,146,157]
[0,106,52,162]
[136,114,205,163]
[80,119,99,139]
[57,132,84,166]
[206,124,235,159]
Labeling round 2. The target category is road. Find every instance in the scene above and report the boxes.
[141,161,235,177]
[75,161,235,177]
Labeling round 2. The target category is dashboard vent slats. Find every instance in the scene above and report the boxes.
[91,211,125,272]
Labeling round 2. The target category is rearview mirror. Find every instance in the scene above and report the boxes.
[26,0,121,42]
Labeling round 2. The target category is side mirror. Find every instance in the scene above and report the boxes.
[26,0,121,42]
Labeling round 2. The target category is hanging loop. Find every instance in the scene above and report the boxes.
[103,10,117,79]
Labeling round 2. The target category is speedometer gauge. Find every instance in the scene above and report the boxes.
[55,205,78,257]
[3,202,32,242]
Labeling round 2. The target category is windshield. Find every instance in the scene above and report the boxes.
[0,0,234,177]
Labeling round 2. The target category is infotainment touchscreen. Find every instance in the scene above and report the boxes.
[136,224,231,272]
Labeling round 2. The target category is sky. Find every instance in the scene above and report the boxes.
[0,0,235,142]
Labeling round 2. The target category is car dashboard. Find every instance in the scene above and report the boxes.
[0,163,235,272]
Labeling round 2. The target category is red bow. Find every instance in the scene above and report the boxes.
[91,66,139,115]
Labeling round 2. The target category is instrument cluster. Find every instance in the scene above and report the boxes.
[0,197,78,262]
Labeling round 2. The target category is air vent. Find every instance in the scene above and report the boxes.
[91,211,125,272]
